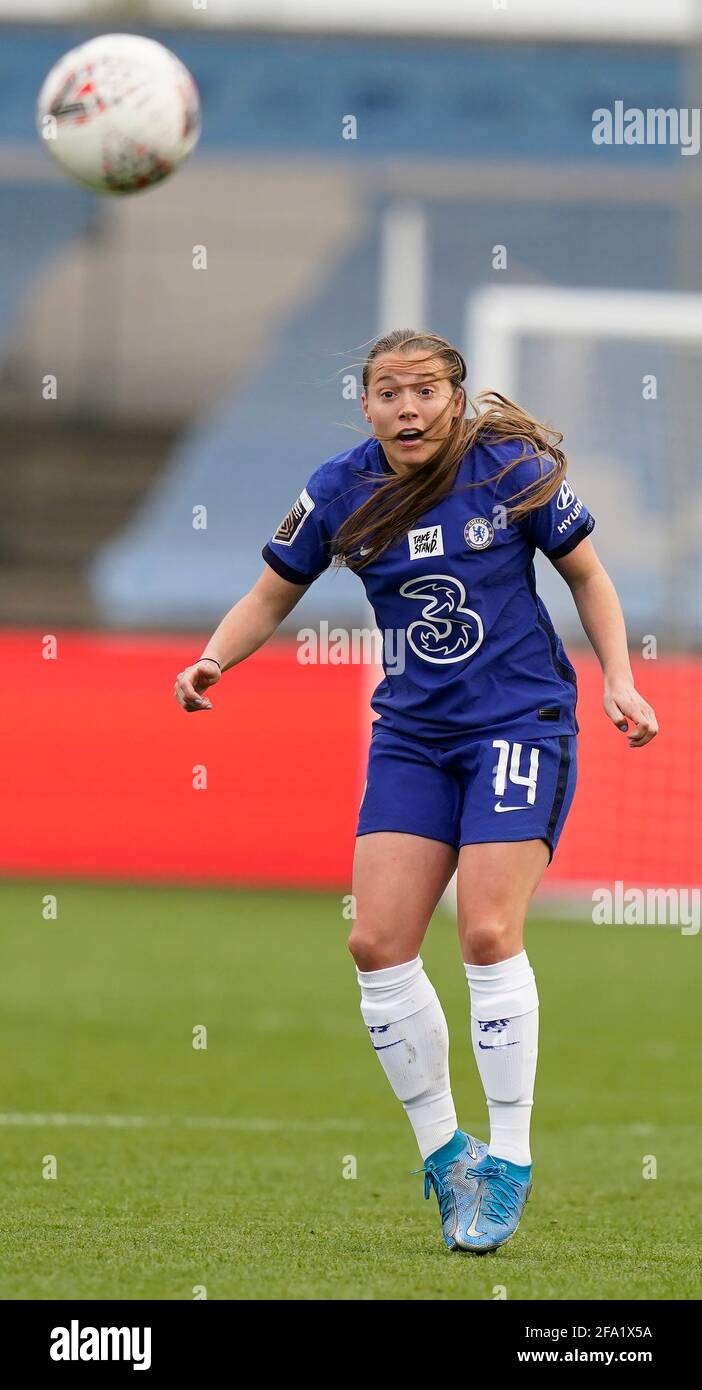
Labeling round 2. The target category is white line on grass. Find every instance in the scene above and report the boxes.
[0,1113,672,1138]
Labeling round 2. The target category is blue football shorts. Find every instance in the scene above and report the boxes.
[356,724,578,864]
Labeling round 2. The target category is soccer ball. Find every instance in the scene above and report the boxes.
[36,33,201,195]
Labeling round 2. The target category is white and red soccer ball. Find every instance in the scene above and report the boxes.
[36,33,201,195]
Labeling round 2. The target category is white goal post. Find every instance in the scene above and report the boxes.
[464,284,702,402]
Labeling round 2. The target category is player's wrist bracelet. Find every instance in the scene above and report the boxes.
[198,656,222,670]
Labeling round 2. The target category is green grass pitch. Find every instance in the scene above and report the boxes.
[0,880,699,1301]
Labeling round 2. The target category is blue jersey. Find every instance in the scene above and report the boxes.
[262,435,595,744]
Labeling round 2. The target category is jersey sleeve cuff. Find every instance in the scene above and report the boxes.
[545,514,595,560]
[261,543,321,585]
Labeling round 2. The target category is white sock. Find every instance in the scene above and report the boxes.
[357,955,457,1161]
[464,949,538,1166]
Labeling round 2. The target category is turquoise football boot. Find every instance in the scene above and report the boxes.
[413,1129,489,1250]
[453,1153,533,1253]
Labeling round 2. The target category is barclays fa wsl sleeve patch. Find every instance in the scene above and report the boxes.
[272,487,315,545]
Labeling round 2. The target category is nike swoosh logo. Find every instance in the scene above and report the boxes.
[466,1188,485,1238]
[372,1039,405,1051]
[494,802,527,812]
[478,1040,519,1050]
[466,1137,478,1160]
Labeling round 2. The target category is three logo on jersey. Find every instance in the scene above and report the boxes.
[401,519,495,666]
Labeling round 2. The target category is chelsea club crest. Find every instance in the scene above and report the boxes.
[464,517,494,550]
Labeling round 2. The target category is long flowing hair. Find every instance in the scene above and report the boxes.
[330,329,568,570]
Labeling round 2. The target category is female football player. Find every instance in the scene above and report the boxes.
[174,330,658,1254]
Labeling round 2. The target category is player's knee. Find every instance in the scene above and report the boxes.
[347,925,394,971]
[461,918,518,964]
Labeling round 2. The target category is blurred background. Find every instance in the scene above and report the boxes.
[1,0,700,1308]
[1,0,700,894]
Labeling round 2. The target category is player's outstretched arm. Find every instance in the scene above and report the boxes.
[550,537,659,749]
[173,566,312,713]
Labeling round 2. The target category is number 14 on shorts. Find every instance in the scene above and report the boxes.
[493,740,539,809]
